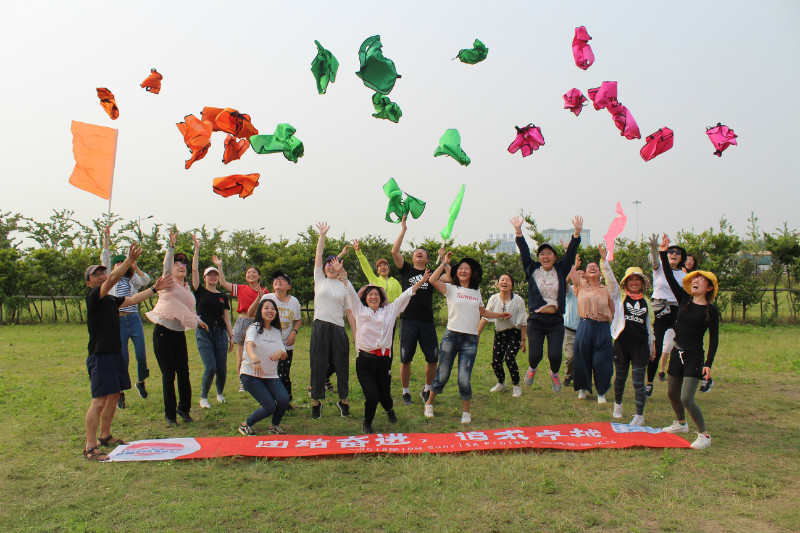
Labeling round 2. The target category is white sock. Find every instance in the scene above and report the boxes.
[403,387,410,394]
[423,384,431,392]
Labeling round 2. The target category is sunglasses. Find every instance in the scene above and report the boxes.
[667,249,682,256]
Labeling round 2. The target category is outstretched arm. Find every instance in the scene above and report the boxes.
[428,252,451,295]
[511,216,534,275]
[391,215,407,269]
[659,235,687,301]
[101,243,142,298]
[191,234,200,290]
[649,233,661,271]
[101,226,111,268]
[354,240,379,284]
[315,222,329,269]
[121,274,172,308]
[211,255,233,292]
[560,215,582,275]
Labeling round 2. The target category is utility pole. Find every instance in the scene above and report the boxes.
[632,200,642,241]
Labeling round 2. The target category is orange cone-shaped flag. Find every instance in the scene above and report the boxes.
[222,135,250,164]
[96,88,119,120]
[213,174,260,198]
[69,121,117,200]
[177,115,213,169]
[140,68,163,94]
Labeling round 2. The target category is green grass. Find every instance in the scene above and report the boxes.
[1,323,799,533]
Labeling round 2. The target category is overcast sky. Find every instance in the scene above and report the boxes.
[1,0,797,248]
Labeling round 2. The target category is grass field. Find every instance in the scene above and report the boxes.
[1,322,798,533]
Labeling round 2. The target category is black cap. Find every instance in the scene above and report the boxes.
[272,270,292,286]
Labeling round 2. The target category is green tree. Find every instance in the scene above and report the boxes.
[764,223,800,319]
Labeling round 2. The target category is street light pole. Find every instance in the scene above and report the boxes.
[632,200,642,241]
[137,215,153,242]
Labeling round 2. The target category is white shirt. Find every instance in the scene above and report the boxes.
[533,267,559,311]
[313,266,350,327]
[445,284,484,335]
[259,293,302,349]
[241,324,285,378]
[344,284,414,352]
[484,293,527,332]
[652,266,686,303]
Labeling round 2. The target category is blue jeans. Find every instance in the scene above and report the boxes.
[431,330,479,401]
[241,374,290,428]
[195,327,228,398]
[119,313,149,382]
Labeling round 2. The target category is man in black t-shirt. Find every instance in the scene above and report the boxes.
[82,243,170,461]
[391,215,450,406]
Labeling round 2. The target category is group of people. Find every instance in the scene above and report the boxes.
[82,216,720,460]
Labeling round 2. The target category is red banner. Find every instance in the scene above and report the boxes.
[107,423,689,462]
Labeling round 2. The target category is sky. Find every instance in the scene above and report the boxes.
[1,0,798,248]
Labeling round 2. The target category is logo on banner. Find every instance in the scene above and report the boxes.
[611,423,662,434]
[112,438,201,461]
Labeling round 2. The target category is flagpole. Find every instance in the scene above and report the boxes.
[106,128,119,227]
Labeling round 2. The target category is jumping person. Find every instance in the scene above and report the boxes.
[342,268,431,433]
[648,235,686,396]
[660,254,698,381]
[309,222,353,419]
[392,214,450,406]
[510,215,582,392]
[424,253,510,423]
[146,228,207,427]
[657,235,719,450]
[191,235,234,410]
[83,243,170,460]
[248,271,302,408]
[211,255,264,392]
[568,248,615,403]
[239,299,290,436]
[101,226,151,407]
[600,243,656,425]
[477,274,527,398]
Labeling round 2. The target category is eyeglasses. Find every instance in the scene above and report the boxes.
[667,249,681,256]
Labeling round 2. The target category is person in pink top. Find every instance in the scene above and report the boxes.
[146,228,207,427]
[212,255,265,392]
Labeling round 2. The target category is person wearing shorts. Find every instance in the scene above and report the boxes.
[391,215,450,406]
[82,244,168,461]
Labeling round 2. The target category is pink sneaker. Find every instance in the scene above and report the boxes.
[523,368,537,386]
[550,371,562,392]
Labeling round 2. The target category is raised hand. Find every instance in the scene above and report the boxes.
[648,233,659,251]
[443,251,453,264]
[421,269,432,283]
[316,222,329,236]
[169,227,177,247]
[400,214,407,232]
[598,242,607,259]
[339,244,351,257]
[510,216,523,234]
[572,215,583,235]
[660,234,670,252]
[127,243,143,261]
[153,274,173,292]
[211,255,222,267]
[352,240,360,252]
[191,233,199,249]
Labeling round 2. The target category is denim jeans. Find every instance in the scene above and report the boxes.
[431,330,479,401]
[119,313,149,382]
[241,374,290,428]
[196,326,228,398]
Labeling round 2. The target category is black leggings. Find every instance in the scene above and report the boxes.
[649,305,677,382]
[491,328,522,385]
[527,314,565,374]
[356,352,393,425]
[153,324,191,420]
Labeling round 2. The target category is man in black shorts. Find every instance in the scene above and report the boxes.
[391,215,450,406]
[82,243,170,461]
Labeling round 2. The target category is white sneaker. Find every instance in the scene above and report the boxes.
[424,404,434,418]
[690,433,712,450]
[661,420,689,434]
[512,385,522,398]
[216,394,226,404]
[461,412,472,424]
[577,389,588,400]
[199,398,211,409]
[630,414,645,426]
[612,403,623,418]
[489,382,507,393]
[597,394,607,404]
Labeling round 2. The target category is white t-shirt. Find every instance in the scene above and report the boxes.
[652,266,686,304]
[241,323,285,378]
[313,266,349,327]
[484,293,527,332]
[259,293,302,349]
[445,284,484,335]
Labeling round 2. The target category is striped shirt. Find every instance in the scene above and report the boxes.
[117,276,136,313]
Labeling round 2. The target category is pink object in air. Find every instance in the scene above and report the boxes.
[572,26,595,70]
[588,81,617,110]
[563,88,588,116]
[606,99,640,140]
[507,124,545,157]
[603,202,627,261]
[705,123,738,157]
[640,127,674,161]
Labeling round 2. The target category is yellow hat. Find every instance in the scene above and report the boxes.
[682,271,718,302]
[620,267,650,291]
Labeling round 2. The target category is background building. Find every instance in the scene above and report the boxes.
[489,229,591,255]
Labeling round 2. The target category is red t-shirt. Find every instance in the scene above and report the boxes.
[231,284,267,314]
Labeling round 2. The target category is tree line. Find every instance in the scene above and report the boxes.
[1,210,798,325]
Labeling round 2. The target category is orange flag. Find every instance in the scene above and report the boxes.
[140,68,163,94]
[96,88,119,120]
[222,135,250,164]
[69,121,118,200]
[213,173,260,198]
[176,114,213,169]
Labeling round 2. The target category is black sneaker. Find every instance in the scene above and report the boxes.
[135,381,148,398]
[362,421,374,434]
[165,417,178,427]
[402,393,413,406]
[420,389,430,403]
[311,404,321,419]
[386,409,398,423]
[658,372,666,382]
[645,384,653,398]
[699,377,714,393]
[337,401,350,417]
[563,377,572,387]
[176,408,194,423]
[116,392,126,410]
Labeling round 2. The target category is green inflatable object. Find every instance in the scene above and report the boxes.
[372,92,402,123]
[383,178,425,223]
[433,129,471,166]
[310,40,339,94]
[250,124,304,163]
[355,35,401,95]
[441,184,466,240]
[456,39,488,64]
